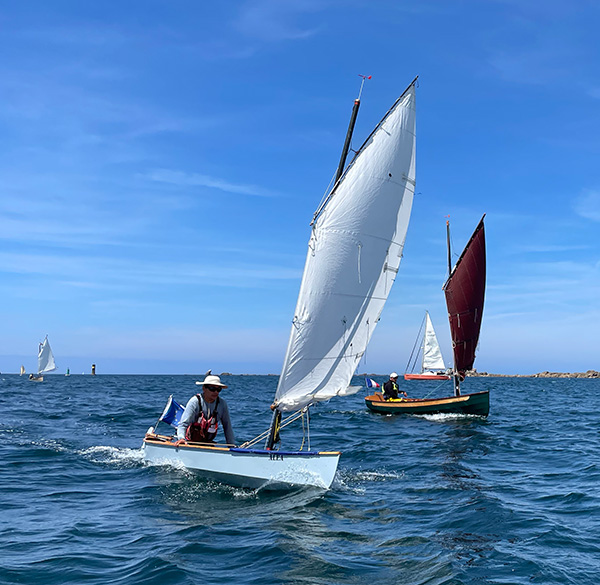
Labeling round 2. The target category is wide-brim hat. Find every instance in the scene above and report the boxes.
[195,374,228,388]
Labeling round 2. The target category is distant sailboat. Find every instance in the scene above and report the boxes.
[366,216,489,416]
[65,368,70,377]
[29,336,56,382]
[20,365,25,376]
[404,311,450,380]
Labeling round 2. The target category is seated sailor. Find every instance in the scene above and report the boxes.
[383,372,408,401]
[175,373,235,445]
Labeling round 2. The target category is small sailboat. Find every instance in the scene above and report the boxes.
[20,365,26,376]
[65,368,70,377]
[404,311,450,380]
[144,77,418,488]
[366,216,489,416]
[28,336,57,382]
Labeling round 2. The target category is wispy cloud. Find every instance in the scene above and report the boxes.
[234,0,323,42]
[0,251,300,289]
[145,169,277,197]
[574,189,600,222]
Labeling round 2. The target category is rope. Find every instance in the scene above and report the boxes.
[420,378,449,399]
[405,314,426,374]
[240,409,307,448]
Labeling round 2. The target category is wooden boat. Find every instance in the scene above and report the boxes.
[144,77,418,488]
[365,390,489,416]
[366,215,489,416]
[404,311,450,380]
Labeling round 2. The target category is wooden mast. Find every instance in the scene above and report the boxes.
[446,218,461,397]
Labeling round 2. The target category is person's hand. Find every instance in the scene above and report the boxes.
[402,391,408,397]
[174,439,186,447]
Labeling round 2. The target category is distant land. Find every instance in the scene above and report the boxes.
[360,370,600,379]
[467,370,600,379]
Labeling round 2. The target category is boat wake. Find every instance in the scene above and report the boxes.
[78,445,146,467]
[420,412,486,422]
[335,468,404,492]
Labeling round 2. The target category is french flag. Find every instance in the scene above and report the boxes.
[365,378,380,388]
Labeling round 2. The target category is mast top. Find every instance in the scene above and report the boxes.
[357,74,372,100]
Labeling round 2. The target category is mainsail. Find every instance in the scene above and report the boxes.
[443,216,486,379]
[422,311,446,372]
[274,80,417,412]
[38,336,57,375]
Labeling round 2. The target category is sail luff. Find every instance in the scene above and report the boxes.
[443,216,486,378]
[275,80,417,412]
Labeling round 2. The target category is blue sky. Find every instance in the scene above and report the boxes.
[1,0,598,375]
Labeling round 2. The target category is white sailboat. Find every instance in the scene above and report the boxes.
[143,77,418,489]
[20,365,26,376]
[404,311,450,380]
[29,336,56,382]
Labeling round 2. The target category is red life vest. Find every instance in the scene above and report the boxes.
[185,394,219,443]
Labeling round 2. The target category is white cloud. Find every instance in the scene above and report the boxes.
[146,169,277,197]
[234,0,322,42]
[574,189,600,222]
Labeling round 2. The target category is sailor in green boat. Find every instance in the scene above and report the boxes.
[383,373,408,401]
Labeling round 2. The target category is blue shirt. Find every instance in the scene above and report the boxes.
[176,394,235,445]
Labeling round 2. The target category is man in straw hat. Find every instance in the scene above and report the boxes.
[175,371,235,445]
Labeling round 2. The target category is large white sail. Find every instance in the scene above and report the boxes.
[38,336,56,374]
[275,81,417,412]
[422,312,446,372]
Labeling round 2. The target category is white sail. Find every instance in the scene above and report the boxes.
[38,336,56,374]
[275,82,417,412]
[422,312,446,372]
[20,365,25,376]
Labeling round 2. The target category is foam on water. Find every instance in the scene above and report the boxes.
[79,444,146,466]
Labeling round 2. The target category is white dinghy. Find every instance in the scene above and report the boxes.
[143,77,418,489]
[28,336,56,382]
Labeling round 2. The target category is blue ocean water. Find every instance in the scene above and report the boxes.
[0,374,598,585]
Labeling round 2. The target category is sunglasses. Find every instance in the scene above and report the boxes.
[205,385,222,392]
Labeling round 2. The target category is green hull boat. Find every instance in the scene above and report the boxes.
[365,390,489,416]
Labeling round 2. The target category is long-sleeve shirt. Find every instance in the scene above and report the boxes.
[176,394,235,445]
[383,379,400,400]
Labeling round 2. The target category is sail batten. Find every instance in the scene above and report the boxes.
[275,81,417,412]
[443,216,486,376]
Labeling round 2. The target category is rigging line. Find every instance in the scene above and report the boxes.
[240,409,306,448]
[421,378,449,399]
[405,313,426,373]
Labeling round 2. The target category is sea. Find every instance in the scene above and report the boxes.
[0,374,598,585]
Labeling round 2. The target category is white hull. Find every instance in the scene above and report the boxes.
[143,434,340,490]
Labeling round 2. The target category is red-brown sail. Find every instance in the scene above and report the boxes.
[443,215,486,379]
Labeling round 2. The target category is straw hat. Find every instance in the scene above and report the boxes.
[195,373,228,388]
